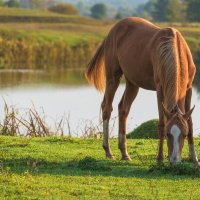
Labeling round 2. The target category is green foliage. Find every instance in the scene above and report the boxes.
[127,119,159,139]
[91,3,107,19]
[136,0,196,23]
[48,3,79,15]
[167,0,186,22]
[186,0,200,22]
[152,0,168,22]
[5,0,20,8]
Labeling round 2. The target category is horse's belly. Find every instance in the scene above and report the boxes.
[130,77,156,91]
[122,64,156,90]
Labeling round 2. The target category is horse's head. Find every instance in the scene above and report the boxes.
[162,104,195,164]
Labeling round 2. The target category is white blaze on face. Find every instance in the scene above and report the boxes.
[170,124,181,163]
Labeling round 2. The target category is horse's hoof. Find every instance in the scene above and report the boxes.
[193,161,200,166]
[106,155,115,160]
[156,156,164,163]
[121,155,132,161]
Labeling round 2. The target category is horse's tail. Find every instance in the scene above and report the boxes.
[85,39,106,92]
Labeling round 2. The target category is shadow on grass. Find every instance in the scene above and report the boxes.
[0,156,199,179]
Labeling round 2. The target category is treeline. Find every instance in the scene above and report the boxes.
[1,0,199,22]
[134,0,200,22]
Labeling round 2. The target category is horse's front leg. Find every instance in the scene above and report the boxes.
[185,88,199,164]
[118,81,139,160]
[156,86,165,163]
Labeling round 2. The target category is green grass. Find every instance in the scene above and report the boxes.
[1,136,200,199]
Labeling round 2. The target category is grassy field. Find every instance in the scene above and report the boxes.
[0,7,199,70]
[1,136,200,199]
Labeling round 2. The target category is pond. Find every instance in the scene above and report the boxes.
[0,69,199,137]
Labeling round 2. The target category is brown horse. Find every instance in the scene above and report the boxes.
[86,17,198,165]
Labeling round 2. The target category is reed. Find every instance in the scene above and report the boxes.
[0,101,51,137]
[0,101,108,138]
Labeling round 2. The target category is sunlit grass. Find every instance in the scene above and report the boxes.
[0,136,200,199]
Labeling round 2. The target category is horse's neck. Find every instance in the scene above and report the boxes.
[153,28,188,112]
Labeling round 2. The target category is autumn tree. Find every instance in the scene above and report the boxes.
[49,3,79,15]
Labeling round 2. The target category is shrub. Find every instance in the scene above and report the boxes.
[48,3,79,15]
[5,0,20,8]
[127,119,159,139]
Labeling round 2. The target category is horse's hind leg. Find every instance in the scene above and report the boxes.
[102,66,122,159]
[118,80,139,160]
[102,79,120,159]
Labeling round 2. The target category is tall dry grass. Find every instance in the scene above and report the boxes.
[0,39,99,69]
[0,101,107,138]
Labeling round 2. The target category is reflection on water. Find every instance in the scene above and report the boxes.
[0,69,199,136]
[0,69,86,88]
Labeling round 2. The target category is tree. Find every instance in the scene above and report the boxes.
[6,0,20,7]
[90,3,107,19]
[115,12,123,20]
[186,0,200,22]
[49,3,79,15]
[167,0,186,22]
[152,0,168,21]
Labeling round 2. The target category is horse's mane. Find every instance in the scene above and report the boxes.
[155,28,180,111]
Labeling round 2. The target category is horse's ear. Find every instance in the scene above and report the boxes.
[183,105,195,120]
[162,103,171,119]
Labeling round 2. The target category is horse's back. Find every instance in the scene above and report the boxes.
[104,17,195,91]
[105,17,160,90]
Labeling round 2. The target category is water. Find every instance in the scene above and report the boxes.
[0,69,199,136]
